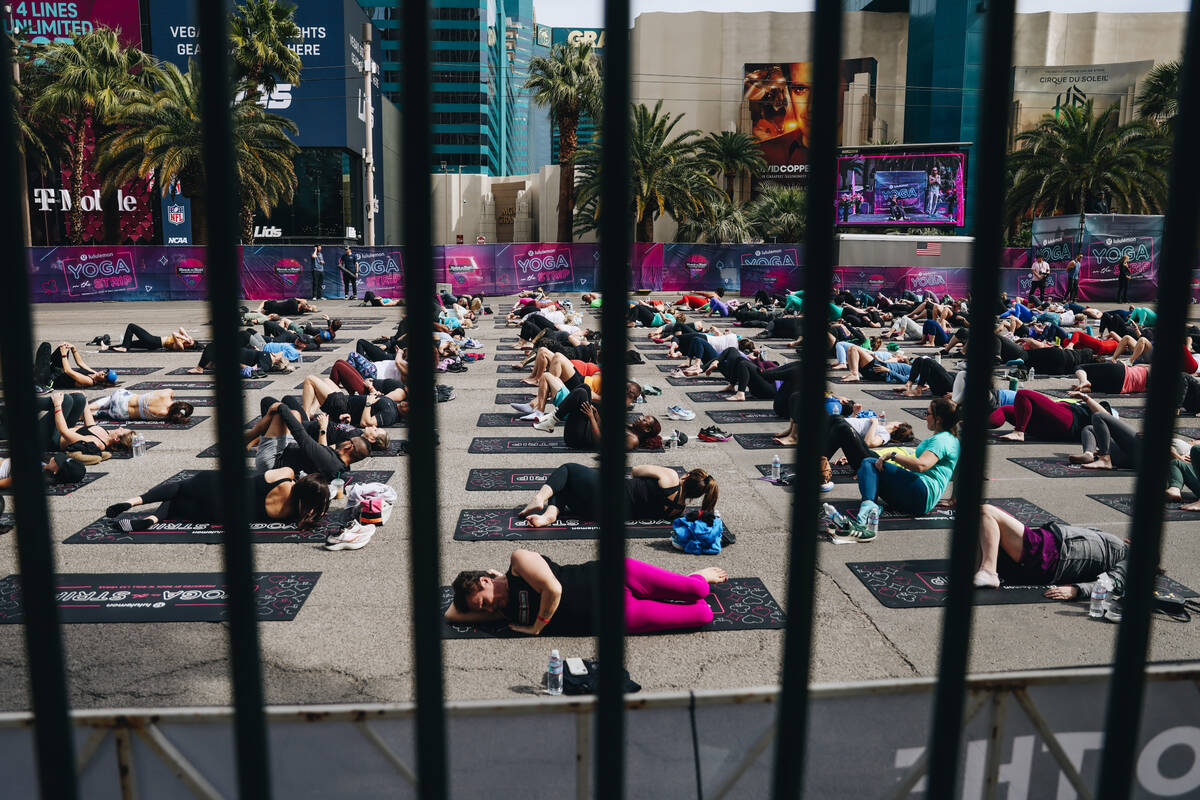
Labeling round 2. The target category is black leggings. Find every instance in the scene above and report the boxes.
[38,393,85,451]
[262,320,291,339]
[1023,348,1085,376]
[120,323,163,351]
[716,351,774,397]
[560,387,595,450]
[1081,411,1140,468]
[356,338,390,361]
[1079,363,1127,394]
[1099,311,1135,338]
[520,315,556,341]
[764,316,802,339]
[908,357,955,396]
[263,298,303,316]
[996,335,1025,363]
[138,470,225,521]
[544,463,600,518]
[198,344,270,370]
[824,416,877,470]
[627,304,658,326]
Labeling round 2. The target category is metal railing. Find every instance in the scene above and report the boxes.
[0,0,1196,795]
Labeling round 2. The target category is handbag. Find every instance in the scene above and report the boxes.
[563,659,640,695]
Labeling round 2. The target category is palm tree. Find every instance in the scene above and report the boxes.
[699,131,766,200]
[1136,61,1179,134]
[1006,101,1169,230]
[523,41,602,242]
[575,101,723,242]
[748,185,807,243]
[28,28,157,244]
[675,197,757,244]
[96,61,299,244]
[229,0,302,106]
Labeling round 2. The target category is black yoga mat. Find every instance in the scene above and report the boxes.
[663,375,730,387]
[476,412,642,428]
[643,352,683,361]
[454,508,717,541]
[3,442,162,460]
[755,462,856,484]
[128,380,271,391]
[0,572,320,623]
[0,472,106,496]
[1088,493,1200,521]
[733,433,788,450]
[825,496,1063,532]
[1009,457,1138,479]
[64,469,394,543]
[196,440,409,459]
[686,391,773,404]
[707,409,782,425]
[101,416,208,431]
[495,393,535,405]
[497,378,538,388]
[856,388,913,401]
[441,577,784,638]
[1043,388,1146,400]
[93,366,165,376]
[465,466,684,491]
[468,437,650,454]
[845,559,1196,609]
[493,352,528,361]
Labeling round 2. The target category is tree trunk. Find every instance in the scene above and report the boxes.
[636,210,655,243]
[557,112,578,243]
[725,170,735,201]
[69,112,86,245]
[241,203,255,244]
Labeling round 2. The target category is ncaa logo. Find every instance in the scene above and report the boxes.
[167,205,185,225]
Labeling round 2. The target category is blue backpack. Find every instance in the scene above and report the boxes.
[671,514,725,556]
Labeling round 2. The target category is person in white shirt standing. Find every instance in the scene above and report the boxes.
[1029,254,1051,303]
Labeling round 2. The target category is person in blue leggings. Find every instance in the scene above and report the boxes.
[856,397,960,523]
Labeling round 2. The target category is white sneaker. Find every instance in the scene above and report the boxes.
[533,411,559,432]
[325,522,375,551]
[972,569,999,589]
[518,411,541,421]
[510,402,535,414]
[819,481,835,493]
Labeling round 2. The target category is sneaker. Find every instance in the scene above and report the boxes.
[325,522,375,551]
[511,402,535,414]
[533,411,559,432]
[819,481,835,493]
[829,519,876,544]
[698,426,731,442]
[666,405,696,421]
[972,569,1000,589]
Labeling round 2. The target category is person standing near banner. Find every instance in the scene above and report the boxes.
[311,245,325,300]
[339,246,360,300]
[1064,257,1080,303]
[1116,254,1131,303]
[1029,254,1051,303]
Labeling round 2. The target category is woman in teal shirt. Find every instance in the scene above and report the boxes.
[855,397,960,522]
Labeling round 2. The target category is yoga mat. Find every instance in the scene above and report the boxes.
[755,462,856,484]
[643,352,682,361]
[476,412,642,428]
[1009,457,1138,479]
[454,508,720,541]
[1088,494,1200,521]
[685,391,773,404]
[64,470,394,543]
[733,433,789,450]
[0,572,320,623]
[1043,388,1147,400]
[2,442,162,460]
[176,397,216,407]
[495,393,535,405]
[465,466,684,491]
[0,472,106,496]
[101,416,208,431]
[497,378,536,388]
[664,375,732,386]
[825,497,1063,532]
[707,409,782,425]
[440,577,784,638]
[493,352,528,361]
[861,388,919,401]
[470,437,586,454]
[845,560,1196,609]
[128,381,271,391]
[94,366,165,376]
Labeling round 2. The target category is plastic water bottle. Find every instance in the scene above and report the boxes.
[822,502,849,529]
[770,455,782,482]
[1089,576,1112,619]
[668,431,679,452]
[546,650,563,695]
[1028,368,1036,382]
[866,507,880,537]
[131,432,146,458]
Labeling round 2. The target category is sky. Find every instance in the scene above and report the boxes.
[534,0,1190,28]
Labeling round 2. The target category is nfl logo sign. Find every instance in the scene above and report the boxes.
[167,205,185,225]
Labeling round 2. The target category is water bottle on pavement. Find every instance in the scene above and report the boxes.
[866,507,880,537]
[822,502,849,529]
[770,455,781,482]
[1028,368,1036,382]
[668,431,679,452]
[546,649,563,695]
[1089,576,1112,619]
[131,432,146,458]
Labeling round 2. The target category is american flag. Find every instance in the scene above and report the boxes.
[916,242,942,257]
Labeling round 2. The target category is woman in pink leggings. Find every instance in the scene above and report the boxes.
[446,549,726,635]
[989,389,1091,443]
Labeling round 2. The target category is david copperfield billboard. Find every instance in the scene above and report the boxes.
[743,58,877,188]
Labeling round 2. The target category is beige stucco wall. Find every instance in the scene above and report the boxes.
[1012,11,1189,69]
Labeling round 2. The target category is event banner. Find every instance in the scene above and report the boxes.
[1033,213,1164,302]
[494,243,599,294]
[5,0,143,47]
[241,246,405,300]
[27,245,211,302]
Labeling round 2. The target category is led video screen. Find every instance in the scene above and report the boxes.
[836,150,967,227]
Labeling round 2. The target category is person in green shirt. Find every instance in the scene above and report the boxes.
[855,397,961,522]
[1128,306,1157,327]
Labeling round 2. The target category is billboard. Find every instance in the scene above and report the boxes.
[1012,61,1154,133]
[836,149,968,227]
[742,58,877,188]
[1032,213,1163,302]
[4,0,142,47]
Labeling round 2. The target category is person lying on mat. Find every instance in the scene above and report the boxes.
[255,298,319,316]
[987,389,1091,443]
[0,453,87,490]
[508,357,608,420]
[186,342,293,375]
[850,398,960,532]
[667,330,742,375]
[244,403,370,479]
[254,395,391,451]
[517,463,717,527]
[95,324,197,352]
[362,291,401,307]
[104,468,330,532]
[823,416,918,470]
[627,300,674,329]
[300,375,403,428]
[1071,362,1150,395]
[972,503,1135,596]
[447,550,728,636]
[838,343,910,384]
[529,373,643,432]
[43,392,133,455]
[519,345,600,385]
[89,388,194,425]
[36,342,119,388]
[528,376,661,449]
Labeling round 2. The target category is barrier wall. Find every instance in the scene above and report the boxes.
[25,242,1196,302]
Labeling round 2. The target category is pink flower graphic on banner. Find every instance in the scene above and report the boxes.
[274,258,302,288]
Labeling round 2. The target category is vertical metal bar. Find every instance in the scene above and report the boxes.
[0,19,78,800]
[1097,4,1200,797]
[114,726,138,800]
[194,2,272,797]
[595,0,631,795]
[770,0,841,795]
[400,0,447,798]
[924,0,1016,795]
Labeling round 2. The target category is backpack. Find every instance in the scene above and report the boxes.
[670,513,727,555]
[347,351,377,379]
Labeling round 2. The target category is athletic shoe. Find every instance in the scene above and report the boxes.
[533,411,559,432]
[819,481,835,493]
[325,522,375,551]
[666,405,696,421]
[829,519,876,544]
[972,569,1000,588]
[511,402,535,414]
[518,411,541,421]
[698,426,731,442]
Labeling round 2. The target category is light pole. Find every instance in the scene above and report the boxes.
[362,23,376,246]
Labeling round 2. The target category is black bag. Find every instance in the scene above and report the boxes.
[564,659,641,696]
[1152,574,1199,623]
